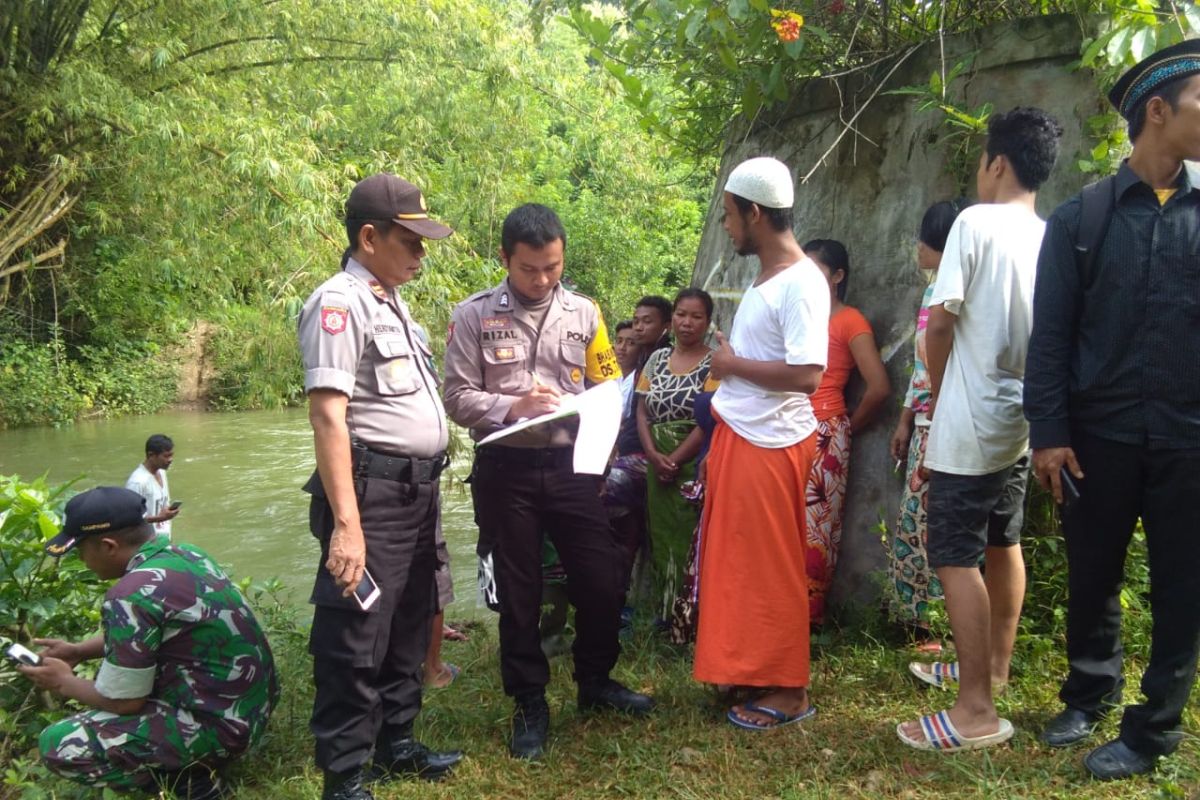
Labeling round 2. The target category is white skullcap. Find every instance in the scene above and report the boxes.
[724,157,794,209]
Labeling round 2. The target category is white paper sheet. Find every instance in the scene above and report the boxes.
[476,379,623,475]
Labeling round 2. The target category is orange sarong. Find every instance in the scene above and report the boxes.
[693,419,816,688]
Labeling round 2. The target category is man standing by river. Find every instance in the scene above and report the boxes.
[126,434,179,538]
[297,174,463,800]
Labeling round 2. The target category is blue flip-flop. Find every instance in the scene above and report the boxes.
[727,702,817,731]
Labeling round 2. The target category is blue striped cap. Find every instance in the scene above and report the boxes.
[1109,39,1200,119]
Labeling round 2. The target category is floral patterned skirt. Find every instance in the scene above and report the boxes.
[885,425,943,626]
[804,414,851,626]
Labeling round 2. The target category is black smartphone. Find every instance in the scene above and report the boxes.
[5,643,42,667]
[353,569,381,611]
[1059,467,1081,515]
[168,500,182,510]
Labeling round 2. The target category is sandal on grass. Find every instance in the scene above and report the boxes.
[908,660,958,689]
[896,710,1014,752]
[726,702,817,731]
[425,662,460,688]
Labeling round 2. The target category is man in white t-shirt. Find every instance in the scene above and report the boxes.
[692,157,829,731]
[125,434,179,538]
[897,108,1063,753]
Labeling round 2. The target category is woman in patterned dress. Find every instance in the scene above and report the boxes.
[636,288,719,623]
[886,200,969,646]
[801,240,891,628]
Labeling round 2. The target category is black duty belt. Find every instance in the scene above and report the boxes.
[351,445,449,484]
[476,445,573,469]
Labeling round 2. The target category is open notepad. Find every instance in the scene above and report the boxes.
[477,379,623,475]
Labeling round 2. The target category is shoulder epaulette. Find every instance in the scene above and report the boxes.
[460,287,495,304]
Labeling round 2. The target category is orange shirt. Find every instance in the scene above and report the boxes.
[809,305,873,422]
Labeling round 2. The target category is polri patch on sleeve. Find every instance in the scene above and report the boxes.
[446,321,455,344]
[321,306,349,335]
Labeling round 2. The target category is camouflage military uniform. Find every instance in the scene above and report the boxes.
[39,537,279,792]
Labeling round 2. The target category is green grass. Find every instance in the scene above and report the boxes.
[16,616,1200,799]
[233,618,1197,800]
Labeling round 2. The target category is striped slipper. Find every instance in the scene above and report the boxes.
[896,710,1014,752]
[908,660,958,689]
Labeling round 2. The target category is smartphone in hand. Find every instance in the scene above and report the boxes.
[353,569,381,611]
[5,642,42,667]
[168,500,182,510]
[1059,467,1081,515]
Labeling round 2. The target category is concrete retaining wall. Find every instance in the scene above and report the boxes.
[690,14,1104,618]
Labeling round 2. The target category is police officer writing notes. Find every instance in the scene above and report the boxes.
[298,174,462,800]
[444,204,654,760]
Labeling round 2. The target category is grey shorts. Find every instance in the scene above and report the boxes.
[926,455,1030,569]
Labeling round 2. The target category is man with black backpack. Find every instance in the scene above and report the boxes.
[1025,39,1200,780]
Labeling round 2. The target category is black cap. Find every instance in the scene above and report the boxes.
[345,173,454,240]
[45,487,147,556]
[1108,38,1200,119]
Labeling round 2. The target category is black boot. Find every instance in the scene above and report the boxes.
[578,677,655,715]
[321,767,374,800]
[368,736,463,782]
[150,766,229,800]
[509,693,550,760]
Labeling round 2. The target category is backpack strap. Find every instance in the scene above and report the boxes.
[1074,175,1117,290]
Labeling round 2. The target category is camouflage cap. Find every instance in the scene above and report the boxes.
[45,486,146,556]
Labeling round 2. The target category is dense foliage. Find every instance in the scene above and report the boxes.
[558,0,1200,158]
[0,0,710,427]
[0,475,103,782]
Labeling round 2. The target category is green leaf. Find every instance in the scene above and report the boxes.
[742,81,763,118]
[802,23,830,43]
[729,0,750,21]
[765,61,785,102]
[1186,2,1200,33]
[36,511,58,539]
[1079,35,1107,67]
[1106,27,1133,65]
[1129,27,1156,62]
[717,45,739,72]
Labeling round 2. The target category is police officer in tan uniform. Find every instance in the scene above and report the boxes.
[443,203,654,761]
[298,174,463,800]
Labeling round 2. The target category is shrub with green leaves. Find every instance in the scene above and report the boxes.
[0,475,106,785]
[0,474,103,653]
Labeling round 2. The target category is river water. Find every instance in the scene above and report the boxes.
[0,409,483,619]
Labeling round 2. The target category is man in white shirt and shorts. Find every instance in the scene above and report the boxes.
[897,107,1063,752]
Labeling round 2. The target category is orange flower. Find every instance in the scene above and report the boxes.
[770,9,804,43]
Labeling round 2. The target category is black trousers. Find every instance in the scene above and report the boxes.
[472,447,624,697]
[306,475,438,773]
[1060,431,1200,756]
